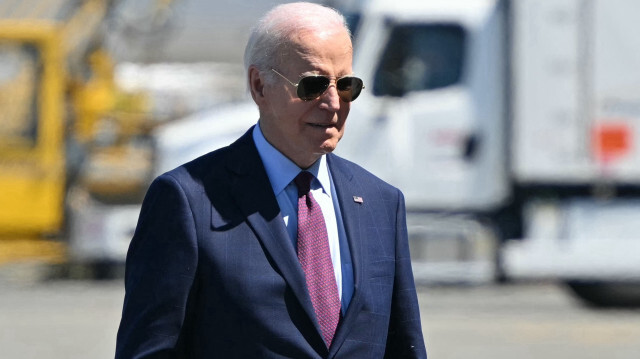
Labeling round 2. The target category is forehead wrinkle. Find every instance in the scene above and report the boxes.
[289,28,351,54]
[287,35,353,77]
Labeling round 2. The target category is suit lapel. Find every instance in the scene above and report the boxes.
[224,130,323,346]
[326,154,366,355]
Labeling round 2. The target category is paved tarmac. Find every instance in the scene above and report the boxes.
[420,283,640,359]
[1,272,639,359]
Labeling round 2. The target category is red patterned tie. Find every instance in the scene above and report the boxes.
[294,171,341,348]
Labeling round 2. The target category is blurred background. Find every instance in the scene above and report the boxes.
[1,0,640,358]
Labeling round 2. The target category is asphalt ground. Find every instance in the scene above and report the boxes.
[1,271,639,359]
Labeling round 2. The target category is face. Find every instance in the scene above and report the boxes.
[254,27,353,169]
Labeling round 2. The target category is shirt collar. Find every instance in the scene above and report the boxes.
[252,123,331,196]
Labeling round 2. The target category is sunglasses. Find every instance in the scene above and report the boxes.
[271,68,365,102]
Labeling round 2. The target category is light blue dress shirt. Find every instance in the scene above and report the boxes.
[252,123,353,311]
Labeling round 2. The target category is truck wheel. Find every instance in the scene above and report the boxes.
[90,260,126,280]
[565,281,640,308]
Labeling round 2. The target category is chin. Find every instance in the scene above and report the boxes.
[318,142,338,154]
[323,134,343,151]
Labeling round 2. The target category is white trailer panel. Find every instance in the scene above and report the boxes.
[512,0,640,183]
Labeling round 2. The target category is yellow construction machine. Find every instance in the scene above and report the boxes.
[0,0,177,274]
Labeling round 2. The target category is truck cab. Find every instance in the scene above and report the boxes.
[338,0,508,212]
[335,0,508,283]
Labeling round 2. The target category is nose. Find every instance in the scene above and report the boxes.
[320,84,341,111]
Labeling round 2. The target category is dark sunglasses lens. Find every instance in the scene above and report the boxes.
[297,76,330,101]
[336,77,364,102]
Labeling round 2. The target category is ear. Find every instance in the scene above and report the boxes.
[248,65,266,104]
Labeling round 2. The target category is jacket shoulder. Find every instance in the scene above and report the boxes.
[159,127,256,189]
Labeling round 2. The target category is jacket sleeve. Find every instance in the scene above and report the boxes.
[115,173,198,359]
[384,190,428,358]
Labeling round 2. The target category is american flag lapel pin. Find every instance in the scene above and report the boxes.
[353,196,364,204]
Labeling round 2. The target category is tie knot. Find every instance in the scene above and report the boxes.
[294,171,314,196]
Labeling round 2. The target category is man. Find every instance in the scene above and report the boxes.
[115,2,427,358]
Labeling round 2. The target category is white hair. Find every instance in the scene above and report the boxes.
[243,2,351,83]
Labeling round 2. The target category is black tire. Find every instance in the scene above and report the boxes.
[89,260,126,280]
[565,281,640,308]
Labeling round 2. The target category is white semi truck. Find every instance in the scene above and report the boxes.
[335,0,640,306]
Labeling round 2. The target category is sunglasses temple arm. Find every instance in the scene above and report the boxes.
[271,68,298,87]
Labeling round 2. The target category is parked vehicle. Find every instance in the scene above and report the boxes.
[0,0,179,275]
[334,0,640,306]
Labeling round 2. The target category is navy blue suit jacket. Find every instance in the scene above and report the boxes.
[116,128,427,358]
